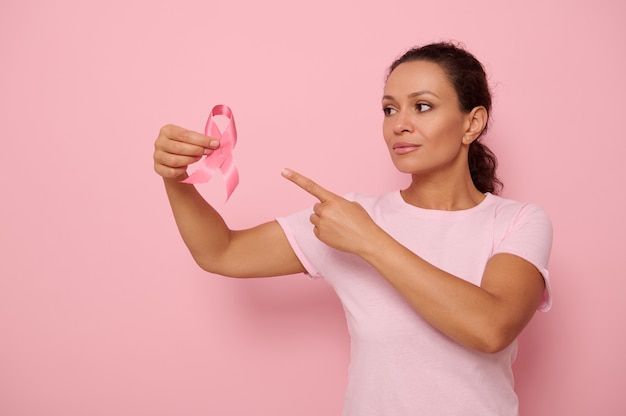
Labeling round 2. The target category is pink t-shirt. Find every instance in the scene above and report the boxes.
[276,191,553,416]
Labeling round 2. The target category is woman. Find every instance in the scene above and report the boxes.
[153,42,552,415]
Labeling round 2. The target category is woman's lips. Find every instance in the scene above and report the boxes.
[392,142,421,155]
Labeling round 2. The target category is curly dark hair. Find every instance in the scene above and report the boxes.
[388,42,503,194]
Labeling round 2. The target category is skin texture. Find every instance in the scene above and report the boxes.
[153,61,545,353]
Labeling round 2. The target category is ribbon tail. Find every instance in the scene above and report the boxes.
[220,155,239,201]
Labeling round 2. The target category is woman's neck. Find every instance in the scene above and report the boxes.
[401,173,486,211]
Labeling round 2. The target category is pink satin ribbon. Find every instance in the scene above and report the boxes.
[182,105,239,201]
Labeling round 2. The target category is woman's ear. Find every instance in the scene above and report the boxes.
[463,106,488,144]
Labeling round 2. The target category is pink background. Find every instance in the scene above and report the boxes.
[1,0,624,414]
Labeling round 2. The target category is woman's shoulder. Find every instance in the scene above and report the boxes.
[488,193,551,216]
[486,194,553,234]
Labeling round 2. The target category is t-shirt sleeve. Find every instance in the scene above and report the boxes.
[276,207,324,279]
[493,203,554,311]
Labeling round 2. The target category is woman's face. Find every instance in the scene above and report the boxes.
[382,60,471,176]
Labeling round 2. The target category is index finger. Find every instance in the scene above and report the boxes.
[159,124,220,149]
[281,168,339,202]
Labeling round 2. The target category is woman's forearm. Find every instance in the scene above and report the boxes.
[163,178,233,268]
[359,231,544,353]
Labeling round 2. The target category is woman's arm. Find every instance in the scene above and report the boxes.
[155,125,304,278]
[360,235,544,353]
[282,168,545,353]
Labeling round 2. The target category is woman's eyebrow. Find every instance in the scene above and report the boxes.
[409,90,439,98]
[382,90,440,100]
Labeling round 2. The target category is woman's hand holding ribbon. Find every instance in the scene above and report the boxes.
[154,125,221,181]
[154,105,239,201]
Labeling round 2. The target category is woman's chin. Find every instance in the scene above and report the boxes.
[390,159,423,175]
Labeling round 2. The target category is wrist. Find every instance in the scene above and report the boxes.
[357,226,394,261]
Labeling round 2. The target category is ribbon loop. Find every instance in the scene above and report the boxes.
[181,105,239,201]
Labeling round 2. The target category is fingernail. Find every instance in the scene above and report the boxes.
[209,140,219,147]
[281,168,292,178]
[203,148,213,155]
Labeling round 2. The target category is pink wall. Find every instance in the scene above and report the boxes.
[1,0,624,414]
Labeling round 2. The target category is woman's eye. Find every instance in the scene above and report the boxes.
[383,107,397,116]
[416,103,431,112]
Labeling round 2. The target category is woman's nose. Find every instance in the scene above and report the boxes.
[393,110,414,134]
